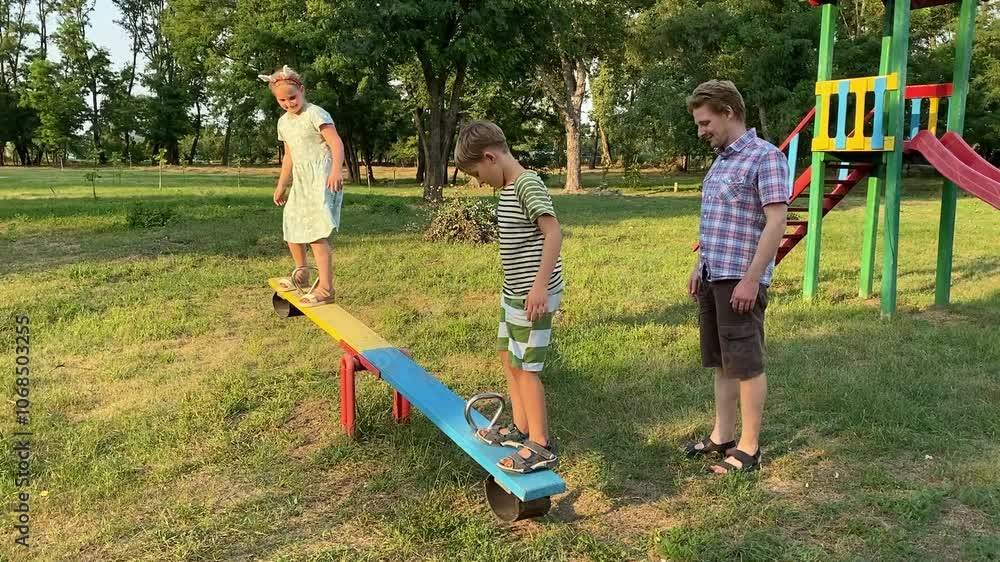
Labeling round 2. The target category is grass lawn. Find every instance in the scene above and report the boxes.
[0,164,998,561]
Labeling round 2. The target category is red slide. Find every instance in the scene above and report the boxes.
[940,132,1000,185]
[904,130,1000,211]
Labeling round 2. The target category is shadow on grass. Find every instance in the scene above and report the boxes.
[521,289,999,526]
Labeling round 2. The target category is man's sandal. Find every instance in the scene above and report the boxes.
[476,423,528,447]
[709,449,762,474]
[497,440,557,474]
[684,437,736,459]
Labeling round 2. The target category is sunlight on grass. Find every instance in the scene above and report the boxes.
[1,167,997,561]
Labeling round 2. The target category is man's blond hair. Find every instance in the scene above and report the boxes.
[455,120,510,170]
[687,80,746,122]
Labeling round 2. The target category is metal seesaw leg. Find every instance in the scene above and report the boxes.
[484,477,552,522]
[272,292,303,318]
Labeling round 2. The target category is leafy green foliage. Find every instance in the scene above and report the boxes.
[125,202,176,228]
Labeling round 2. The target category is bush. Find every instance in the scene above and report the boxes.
[369,198,408,214]
[423,198,497,243]
[126,203,176,229]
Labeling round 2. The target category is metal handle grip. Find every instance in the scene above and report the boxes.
[464,392,505,434]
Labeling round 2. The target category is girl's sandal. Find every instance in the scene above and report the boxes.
[476,423,528,447]
[298,287,335,308]
[684,437,736,459]
[497,440,558,474]
[709,449,762,474]
[277,266,316,292]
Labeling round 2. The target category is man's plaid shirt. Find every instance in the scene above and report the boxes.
[698,128,789,286]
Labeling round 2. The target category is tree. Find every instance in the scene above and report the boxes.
[112,0,155,158]
[1,0,38,164]
[465,74,562,168]
[20,58,87,165]
[54,0,113,162]
[528,0,651,192]
[334,0,534,201]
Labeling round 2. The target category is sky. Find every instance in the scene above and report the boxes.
[44,0,136,68]
[91,0,134,68]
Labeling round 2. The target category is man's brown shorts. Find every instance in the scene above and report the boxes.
[698,277,768,379]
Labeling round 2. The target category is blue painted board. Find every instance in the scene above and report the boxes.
[362,347,566,502]
[909,98,922,140]
[835,80,850,150]
[786,134,799,200]
[872,76,888,150]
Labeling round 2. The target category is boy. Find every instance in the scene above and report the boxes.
[685,80,788,474]
[455,120,564,474]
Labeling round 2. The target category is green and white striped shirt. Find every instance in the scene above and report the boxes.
[497,171,564,297]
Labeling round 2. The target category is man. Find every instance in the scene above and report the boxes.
[685,80,788,473]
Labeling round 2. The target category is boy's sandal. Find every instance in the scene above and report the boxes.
[298,287,335,308]
[476,423,528,447]
[497,440,557,474]
[684,437,736,458]
[709,449,762,474]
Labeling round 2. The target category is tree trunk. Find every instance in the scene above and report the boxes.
[757,106,770,142]
[419,85,447,201]
[562,57,587,193]
[15,143,30,166]
[413,108,426,184]
[363,148,375,184]
[187,101,202,165]
[222,112,233,167]
[600,121,612,166]
[37,0,47,60]
[413,57,466,202]
[564,113,582,192]
[589,121,599,169]
[416,137,426,184]
[343,136,361,183]
[540,56,587,193]
[167,140,180,165]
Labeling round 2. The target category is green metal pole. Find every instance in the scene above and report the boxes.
[935,0,978,307]
[803,3,838,301]
[859,5,895,299]
[880,0,911,319]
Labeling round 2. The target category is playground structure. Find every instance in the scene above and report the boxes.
[269,279,564,522]
[768,0,998,317]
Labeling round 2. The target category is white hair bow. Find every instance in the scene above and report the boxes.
[258,65,295,84]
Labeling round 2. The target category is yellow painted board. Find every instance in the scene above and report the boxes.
[268,278,392,353]
[928,97,940,136]
[848,81,869,151]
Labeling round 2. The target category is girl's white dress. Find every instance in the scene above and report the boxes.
[277,103,343,243]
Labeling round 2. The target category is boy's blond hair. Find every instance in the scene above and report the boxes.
[687,80,746,123]
[455,120,510,170]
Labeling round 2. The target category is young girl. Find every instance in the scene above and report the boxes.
[259,65,345,307]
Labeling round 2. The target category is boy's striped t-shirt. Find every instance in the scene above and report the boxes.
[497,171,564,298]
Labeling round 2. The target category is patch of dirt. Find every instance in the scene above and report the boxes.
[545,480,679,544]
[284,398,336,460]
[916,307,965,325]
[763,448,848,505]
[937,499,992,533]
